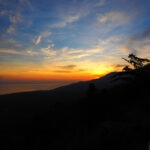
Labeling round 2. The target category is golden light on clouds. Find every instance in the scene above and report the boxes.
[0,61,118,81]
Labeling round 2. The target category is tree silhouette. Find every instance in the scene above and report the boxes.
[122,53,150,70]
[112,54,150,82]
[87,83,97,97]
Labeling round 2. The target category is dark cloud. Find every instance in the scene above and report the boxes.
[54,65,86,73]
[53,70,71,73]
[57,65,77,70]
[78,69,85,72]
[54,65,77,73]
[125,27,150,54]
[130,27,150,41]
[115,64,125,68]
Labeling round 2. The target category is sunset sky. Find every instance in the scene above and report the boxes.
[0,0,150,82]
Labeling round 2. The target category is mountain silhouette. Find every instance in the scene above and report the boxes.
[0,64,150,150]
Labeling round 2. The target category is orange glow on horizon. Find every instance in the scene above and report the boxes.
[0,63,121,82]
[0,72,106,82]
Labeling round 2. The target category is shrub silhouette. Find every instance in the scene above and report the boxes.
[122,65,132,72]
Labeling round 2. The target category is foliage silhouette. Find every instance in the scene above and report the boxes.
[111,53,150,82]
[122,53,150,69]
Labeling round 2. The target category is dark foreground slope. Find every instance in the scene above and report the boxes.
[1,65,150,150]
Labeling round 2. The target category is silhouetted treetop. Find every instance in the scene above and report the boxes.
[122,53,150,70]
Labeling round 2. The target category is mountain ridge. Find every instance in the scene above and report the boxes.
[0,65,150,149]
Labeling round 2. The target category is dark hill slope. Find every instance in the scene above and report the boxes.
[0,65,150,149]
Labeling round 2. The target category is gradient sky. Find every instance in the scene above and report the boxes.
[0,0,150,82]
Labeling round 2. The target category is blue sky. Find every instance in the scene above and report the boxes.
[0,0,150,80]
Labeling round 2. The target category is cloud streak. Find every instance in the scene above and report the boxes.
[95,0,106,7]
[117,46,133,55]
[53,65,86,74]
[50,14,80,28]
[5,0,33,34]
[98,11,132,25]
[61,46,105,59]
[56,65,77,70]
[120,27,150,55]
[0,38,22,49]
[41,44,56,56]
[7,12,22,34]
[0,49,38,56]
[34,31,51,45]
[53,70,71,73]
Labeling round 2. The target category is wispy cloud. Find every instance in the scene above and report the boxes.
[41,44,105,63]
[64,47,105,62]
[19,0,33,11]
[35,36,42,45]
[41,44,56,56]
[117,44,150,59]
[50,14,80,28]
[53,65,86,74]
[53,70,71,73]
[118,27,150,56]
[7,26,15,34]
[117,46,133,55]
[26,49,39,56]
[5,0,33,34]
[136,45,150,58]
[59,46,105,60]
[0,49,24,55]
[94,0,106,7]
[7,12,22,34]
[34,31,51,45]
[96,10,135,34]
[130,27,150,42]
[63,46,104,54]
[98,11,132,25]
[0,49,38,56]
[9,13,22,24]
[0,38,22,49]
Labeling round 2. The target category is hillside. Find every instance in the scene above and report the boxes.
[0,65,150,150]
